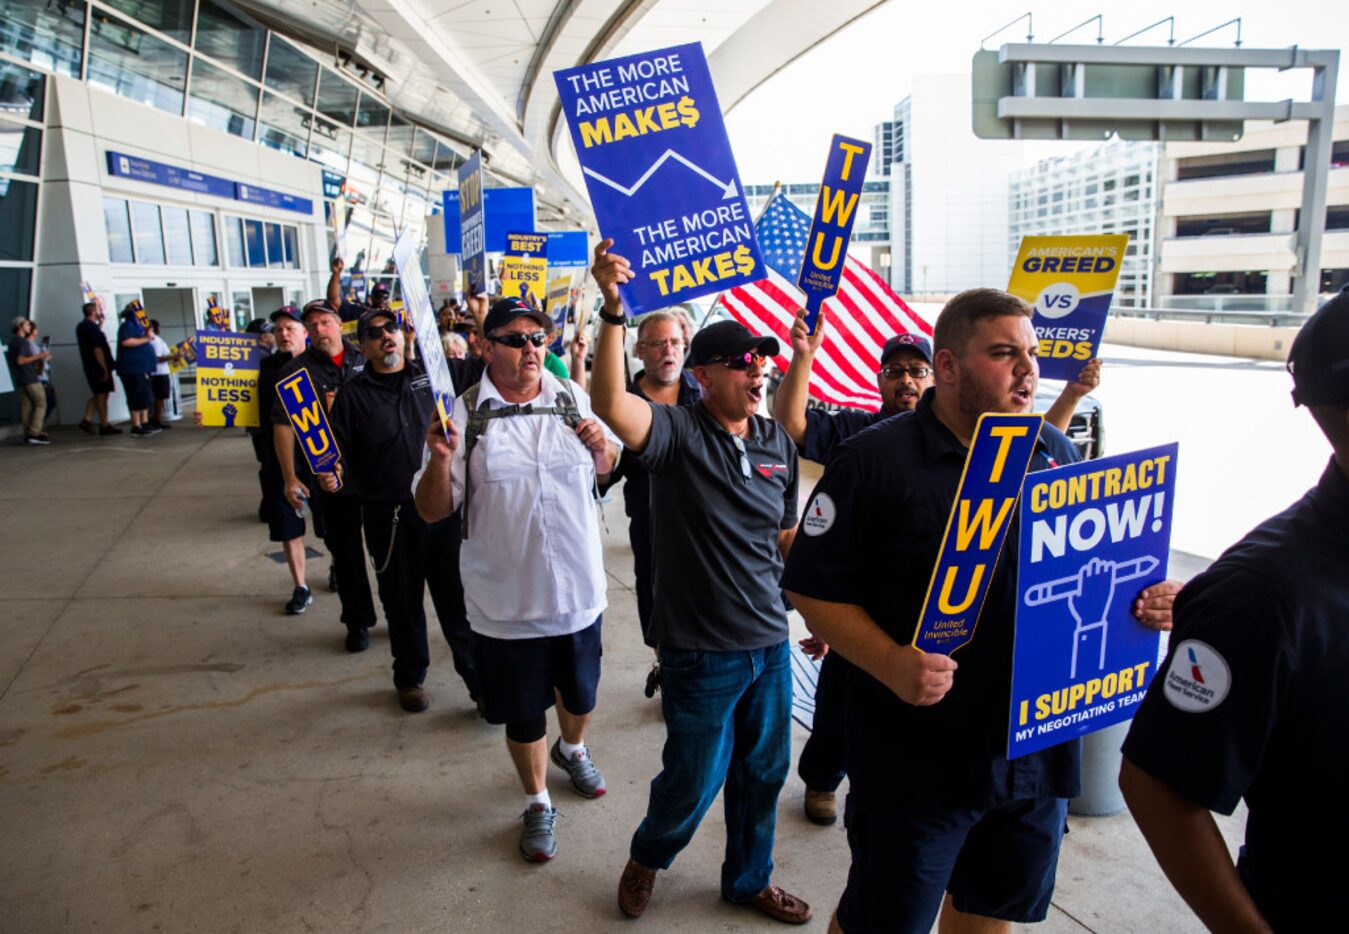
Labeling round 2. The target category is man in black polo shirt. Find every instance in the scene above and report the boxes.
[781,288,1176,934]
[270,299,377,651]
[1119,285,1349,932]
[590,241,811,925]
[324,309,478,713]
[76,301,120,435]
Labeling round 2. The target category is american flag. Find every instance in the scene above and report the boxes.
[721,194,931,411]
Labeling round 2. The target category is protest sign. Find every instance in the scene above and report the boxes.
[798,135,871,331]
[458,150,486,294]
[276,367,343,484]
[204,296,229,330]
[501,231,549,304]
[545,275,574,355]
[1007,234,1128,380]
[195,331,263,426]
[913,413,1043,655]
[169,336,196,373]
[1008,443,1177,758]
[554,43,764,314]
[127,299,150,332]
[391,228,455,429]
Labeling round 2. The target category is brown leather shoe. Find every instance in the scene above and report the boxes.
[397,686,429,713]
[741,885,812,925]
[617,859,657,918]
[804,788,837,825]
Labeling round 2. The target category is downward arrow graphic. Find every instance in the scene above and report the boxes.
[584,150,738,200]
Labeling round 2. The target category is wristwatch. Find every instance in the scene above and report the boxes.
[598,309,626,326]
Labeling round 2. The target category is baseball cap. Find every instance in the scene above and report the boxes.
[369,283,390,298]
[483,297,551,335]
[357,307,397,340]
[244,317,274,334]
[301,298,340,320]
[881,332,933,365]
[270,305,303,325]
[1288,284,1349,407]
[688,320,779,367]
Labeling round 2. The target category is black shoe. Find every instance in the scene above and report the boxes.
[79,420,96,435]
[153,420,172,430]
[99,424,123,436]
[344,627,369,652]
[24,434,50,446]
[328,566,339,593]
[285,586,313,615]
[644,663,661,698]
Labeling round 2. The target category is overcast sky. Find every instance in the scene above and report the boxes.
[724,0,1347,184]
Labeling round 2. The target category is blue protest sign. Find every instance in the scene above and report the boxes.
[458,151,486,293]
[442,188,541,255]
[913,413,1043,655]
[547,231,591,268]
[554,43,764,314]
[276,368,344,485]
[1008,443,1177,758]
[799,135,871,331]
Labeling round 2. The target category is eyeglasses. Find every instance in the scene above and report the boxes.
[880,364,931,380]
[731,434,751,484]
[707,352,765,371]
[489,330,548,349]
[639,338,685,350]
[362,322,399,338]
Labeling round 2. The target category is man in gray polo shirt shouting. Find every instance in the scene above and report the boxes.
[589,240,811,926]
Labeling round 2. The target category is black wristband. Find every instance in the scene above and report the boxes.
[598,309,626,326]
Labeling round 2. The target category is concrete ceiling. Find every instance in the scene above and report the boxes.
[238,0,888,227]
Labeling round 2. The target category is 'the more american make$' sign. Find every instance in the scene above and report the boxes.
[913,413,1043,655]
[799,134,871,332]
[553,43,764,314]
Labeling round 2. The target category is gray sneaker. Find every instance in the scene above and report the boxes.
[550,739,607,798]
[519,804,558,862]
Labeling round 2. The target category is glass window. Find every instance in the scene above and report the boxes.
[104,197,135,263]
[386,116,413,158]
[129,201,165,264]
[194,0,265,80]
[0,120,41,175]
[88,16,188,116]
[263,222,283,267]
[243,218,265,266]
[282,225,300,269]
[222,215,245,266]
[231,291,252,325]
[0,0,85,79]
[315,69,358,126]
[0,177,38,261]
[258,92,309,158]
[264,36,317,107]
[162,206,193,264]
[102,0,194,43]
[0,60,47,122]
[308,116,351,175]
[410,128,437,167]
[356,94,389,138]
[349,134,382,186]
[187,57,257,139]
[190,211,218,266]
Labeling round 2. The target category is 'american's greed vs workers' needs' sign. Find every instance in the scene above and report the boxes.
[913,413,1044,655]
[195,331,264,427]
[1008,443,1177,758]
[799,135,871,332]
[458,150,486,295]
[554,43,765,314]
[501,231,549,304]
[276,367,343,485]
[1007,234,1128,381]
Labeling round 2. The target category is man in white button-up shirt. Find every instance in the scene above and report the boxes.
[414,297,619,864]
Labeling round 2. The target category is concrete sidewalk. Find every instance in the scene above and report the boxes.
[0,426,1240,932]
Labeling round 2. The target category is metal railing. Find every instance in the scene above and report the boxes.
[1111,303,1309,327]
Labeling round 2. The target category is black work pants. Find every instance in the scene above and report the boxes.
[796,650,847,793]
[248,430,270,522]
[628,513,656,648]
[362,502,478,697]
[316,489,377,630]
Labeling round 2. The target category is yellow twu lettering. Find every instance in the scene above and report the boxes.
[987,425,1030,483]
[290,400,323,434]
[819,186,859,227]
[280,374,307,405]
[837,142,866,181]
[810,233,843,270]
[304,431,331,456]
[937,563,985,614]
[955,497,1016,550]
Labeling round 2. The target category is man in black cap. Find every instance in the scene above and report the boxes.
[323,308,479,712]
[258,306,325,615]
[1120,284,1349,932]
[270,299,377,649]
[244,318,277,520]
[589,241,811,925]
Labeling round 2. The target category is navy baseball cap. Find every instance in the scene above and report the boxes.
[301,298,340,319]
[1288,284,1349,407]
[483,297,550,335]
[881,332,933,365]
[245,317,274,334]
[369,283,390,298]
[270,305,303,325]
[688,320,779,367]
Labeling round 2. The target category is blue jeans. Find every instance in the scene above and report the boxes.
[630,640,791,902]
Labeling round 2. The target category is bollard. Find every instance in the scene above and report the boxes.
[1068,720,1131,817]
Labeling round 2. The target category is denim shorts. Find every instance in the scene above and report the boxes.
[473,617,602,724]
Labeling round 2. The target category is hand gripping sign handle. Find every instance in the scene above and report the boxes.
[276,367,344,491]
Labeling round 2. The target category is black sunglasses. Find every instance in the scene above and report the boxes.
[490,330,548,349]
[706,352,766,371]
[362,322,399,338]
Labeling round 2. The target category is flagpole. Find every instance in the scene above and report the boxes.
[696,180,781,331]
